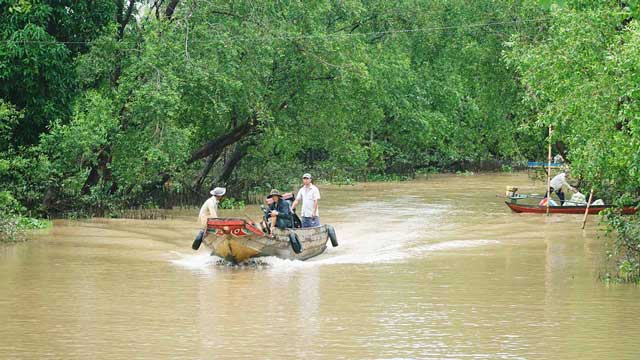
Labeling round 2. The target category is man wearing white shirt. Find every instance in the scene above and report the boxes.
[291,173,321,228]
[198,187,226,227]
[192,187,225,250]
[546,170,576,205]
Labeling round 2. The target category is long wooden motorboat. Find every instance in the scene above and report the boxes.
[201,218,337,263]
[505,201,638,215]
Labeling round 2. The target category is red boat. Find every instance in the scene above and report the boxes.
[505,201,638,215]
[197,218,338,263]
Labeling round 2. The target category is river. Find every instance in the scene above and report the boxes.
[1,173,639,359]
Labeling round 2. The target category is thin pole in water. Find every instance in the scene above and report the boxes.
[582,188,595,229]
[546,124,552,216]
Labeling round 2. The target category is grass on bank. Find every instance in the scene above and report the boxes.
[0,216,51,243]
[0,190,51,242]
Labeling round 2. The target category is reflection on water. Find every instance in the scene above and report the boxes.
[1,173,639,359]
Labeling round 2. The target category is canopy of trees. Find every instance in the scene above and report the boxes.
[1,0,638,279]
[504,0,640,281]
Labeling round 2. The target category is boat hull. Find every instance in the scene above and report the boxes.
[202,218,331,263]
[505,201,638,215]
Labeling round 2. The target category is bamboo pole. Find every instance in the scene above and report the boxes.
[581,188,595,229]
[546,124,552,215]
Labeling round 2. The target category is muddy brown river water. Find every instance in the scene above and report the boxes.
[1,173,639,359]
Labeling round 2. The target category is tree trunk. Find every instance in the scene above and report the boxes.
[118,0,136,40]
[212,142,251,186]
[165,0,180,19]
[193,154,218,191]
[82,148,113,195]
[187,117,255,164]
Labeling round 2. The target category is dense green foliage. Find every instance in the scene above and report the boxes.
[1,0,638,279]
[2,0,543,214]
[505,0,640,281]
[0,0,115,146]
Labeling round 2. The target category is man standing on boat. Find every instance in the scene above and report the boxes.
[546,169,576,205]
[192,187,226,250]
[291,173,321,228]
[199,187,226,226]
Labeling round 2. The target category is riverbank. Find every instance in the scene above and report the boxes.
[0,169,539,224]
[0,191,50,242]
[0,216,51,243]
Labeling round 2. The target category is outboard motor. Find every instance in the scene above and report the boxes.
[259,205,271,233]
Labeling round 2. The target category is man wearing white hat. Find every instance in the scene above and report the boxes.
[198,187,226,227]
[291,173,321,228]
[193,187,226,250]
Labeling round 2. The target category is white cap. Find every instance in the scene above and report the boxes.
[210,187,226,196]
[302,173,312,179]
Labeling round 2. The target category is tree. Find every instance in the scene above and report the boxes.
[0,0,115,146]
[505,0,640,281]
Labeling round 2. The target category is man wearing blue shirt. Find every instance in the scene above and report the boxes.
[266,189,292,236]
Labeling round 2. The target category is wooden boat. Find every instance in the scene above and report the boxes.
[505,201,638,215]
[201,218,337,263]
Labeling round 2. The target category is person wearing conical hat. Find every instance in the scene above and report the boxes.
[266,189,292,237]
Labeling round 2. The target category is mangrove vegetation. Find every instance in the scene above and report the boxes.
[1,0,639,280]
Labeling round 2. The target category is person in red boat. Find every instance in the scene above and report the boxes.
[545,170,576,205]
[192,187,225,250]
[198,187,226,227]
[266,189,293,237]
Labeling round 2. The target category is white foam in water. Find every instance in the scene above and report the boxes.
[169,238,500,272]
[169,251,219,270]
[169,196,501,272]
[258,256,313,271]
[412,239,501,253]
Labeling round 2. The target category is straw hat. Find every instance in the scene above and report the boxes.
[210,187,226,196]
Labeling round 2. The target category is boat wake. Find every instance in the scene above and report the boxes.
[170,251,280,270]
[169,251,218,272]
[169,195,501,272]
[411,239,501,253]
[170,238,500,273]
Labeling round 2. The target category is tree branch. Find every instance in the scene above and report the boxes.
[193,153,220,191]
[118,0,136,40]
[151,0,164,19]
[187,116,256,164]
[213,142,252,186]
[165,0,180,20]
